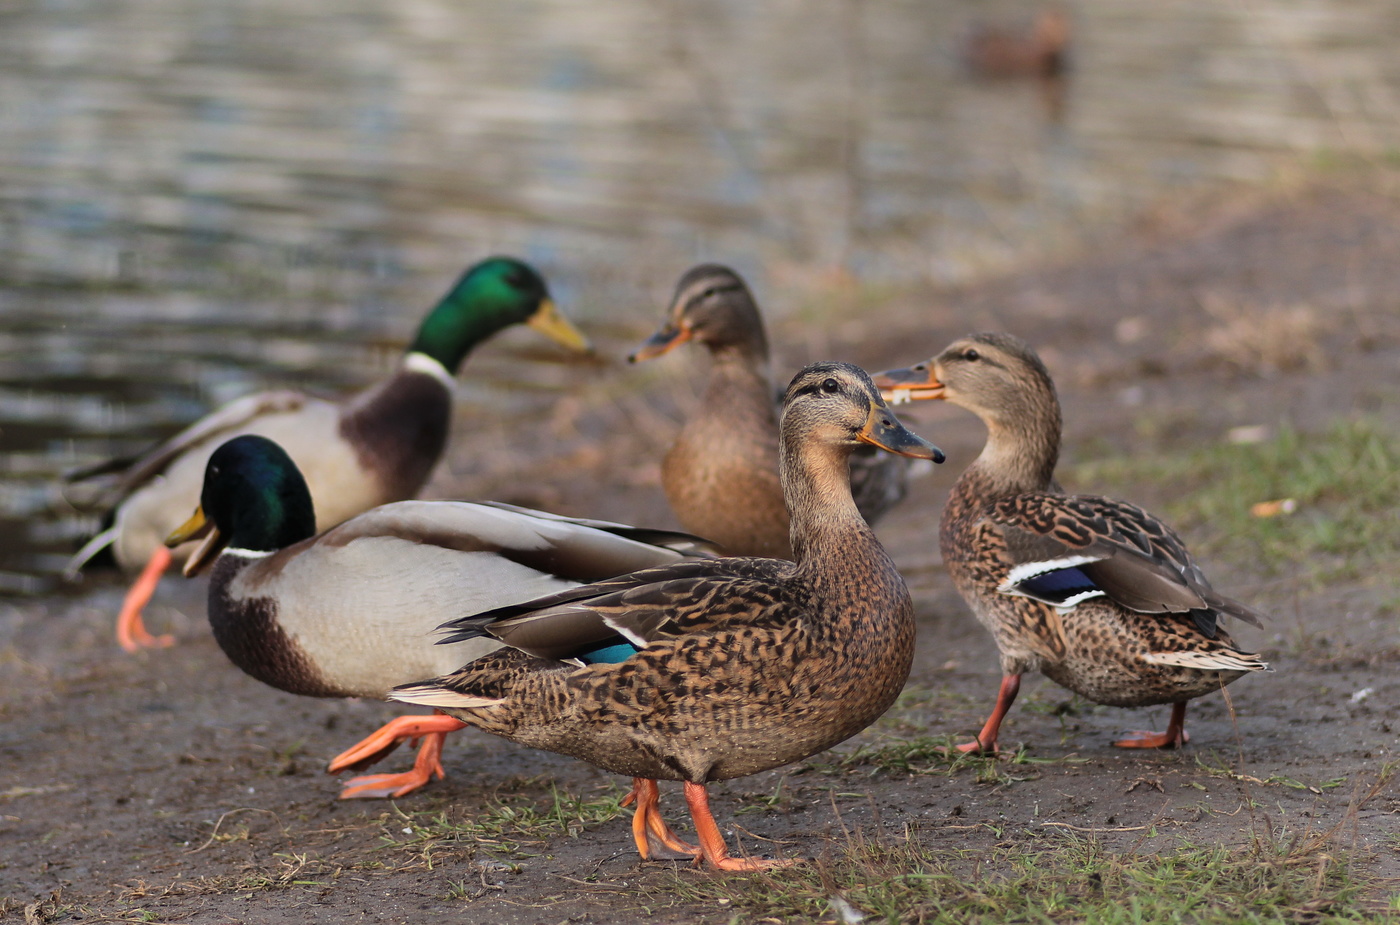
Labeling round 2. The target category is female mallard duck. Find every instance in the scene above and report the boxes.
[875,333,1268,753]
[391,363,944,871]
[165,434,716,799]
[628,264,909,559]
[67,256,589,652]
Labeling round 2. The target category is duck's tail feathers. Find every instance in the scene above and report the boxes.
[63,525,120,579]
[1143,650,1270,672]
[390,680,503,710]
[1213,594,1265,629]
[437,616,494,646]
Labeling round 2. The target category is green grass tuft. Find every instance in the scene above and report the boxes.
[651,828,1391,924]
[1069,418,1400,585]
[380,781,627,863]
[834,735,1077,786]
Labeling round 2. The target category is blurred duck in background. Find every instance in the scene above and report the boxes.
[165,434,716,799]
[629,264,910,560]
[962,7,1072,120]
[876,333,1267,754]
[65,257,589,652]
[963,7,1071,80]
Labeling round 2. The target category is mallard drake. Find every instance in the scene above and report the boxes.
[875,333,1268,753]
[164,434,716,799]
[67,256,589,652]
[391,363,944,871]
[629,264,908,559]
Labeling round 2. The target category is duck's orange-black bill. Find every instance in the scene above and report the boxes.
[872,364,946,404]
[628,321,691,363]
[856,405,945,463]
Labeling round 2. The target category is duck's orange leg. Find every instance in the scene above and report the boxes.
[623,778,699,860]
[957,673,1021,755]
[1114,702,1190,749]
[116,546,175,652]
[683,781,797,872]
[328,711,466,799]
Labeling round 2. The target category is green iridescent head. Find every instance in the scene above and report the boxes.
[409,256,590,374]
[165,436,317,571]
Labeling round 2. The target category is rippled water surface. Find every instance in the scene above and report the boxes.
[3,0,1398,592]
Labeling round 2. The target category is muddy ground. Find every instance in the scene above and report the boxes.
[3,176,1399,923]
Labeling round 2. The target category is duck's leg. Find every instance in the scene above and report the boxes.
[683,781,796,872]
[623,779,700,860]
[116,546,176,652]
[1114,702,1190,749]
[957,673,1021,755]
[328,711,466,799]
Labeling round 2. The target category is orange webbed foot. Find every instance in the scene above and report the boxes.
[953,736,998,756]
[328,712,465,800]
[952,674,1021,758]
[337,766,440,800]
[683,781,799,873]
[1113,703,1188,749]
[626,779,700,860]
[1113,728,1189,749]
[702,855,801,872]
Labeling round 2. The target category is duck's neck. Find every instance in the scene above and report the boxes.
[781,442,887,580]
[703,345,777,413]
[409,292,514,376]
[957,395,1061,501]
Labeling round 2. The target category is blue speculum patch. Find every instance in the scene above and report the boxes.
[576,641,640,664]
[1017,566,1097,603]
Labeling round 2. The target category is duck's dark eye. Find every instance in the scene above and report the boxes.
[701,287,717,300]
[963,348,980,362]
[821,378,840,394]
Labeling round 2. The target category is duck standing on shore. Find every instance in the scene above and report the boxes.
[392,363,944,870]
[876,333,1267,753]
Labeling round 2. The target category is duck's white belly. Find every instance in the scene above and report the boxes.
[228,537,578,697]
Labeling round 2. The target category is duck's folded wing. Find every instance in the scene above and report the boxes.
[67,390,310,501]
[472,500,721,558]
[328,501,719,589]
[990,493,1264,633]
[438,557,791,661]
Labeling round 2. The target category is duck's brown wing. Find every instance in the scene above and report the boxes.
[437,556,793,659]
[990,492,1264,637]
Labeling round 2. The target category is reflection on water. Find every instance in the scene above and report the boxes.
[2,0,1398,593]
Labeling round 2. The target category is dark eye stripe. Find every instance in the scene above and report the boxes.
[685,282,743,311]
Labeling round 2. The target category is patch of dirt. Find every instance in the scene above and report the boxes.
[3,178,1399,923]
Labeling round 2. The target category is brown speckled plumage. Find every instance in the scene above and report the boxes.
[631,265,907,559]
[394,363,943,869]
[878,333,1267,752]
